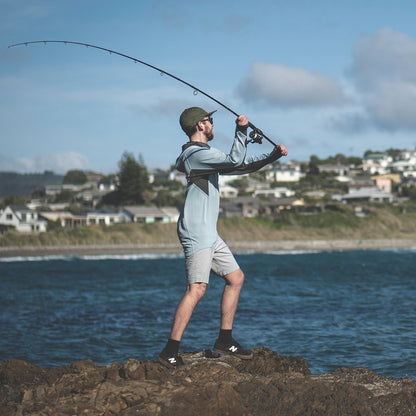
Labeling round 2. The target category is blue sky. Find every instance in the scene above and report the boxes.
[1,0,416,174]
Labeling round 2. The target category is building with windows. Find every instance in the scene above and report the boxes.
[0,205,47,233]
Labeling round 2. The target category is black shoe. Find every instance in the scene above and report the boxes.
[213,338,253,359]
[157,349,184,368]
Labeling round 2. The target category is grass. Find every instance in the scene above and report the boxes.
[1,204,416,247]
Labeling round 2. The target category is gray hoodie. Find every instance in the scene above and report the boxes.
[175,127,282,256]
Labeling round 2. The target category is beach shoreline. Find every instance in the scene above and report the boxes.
[1,238,415,258]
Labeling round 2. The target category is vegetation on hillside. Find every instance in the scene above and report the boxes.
[1,203,415,247]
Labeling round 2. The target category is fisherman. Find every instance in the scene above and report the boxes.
[158,107,288,367]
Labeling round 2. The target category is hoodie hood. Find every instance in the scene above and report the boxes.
[175,142,210,173]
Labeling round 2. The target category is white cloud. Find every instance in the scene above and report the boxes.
[348,27,416,131]
[0,152,92,174]
[237,61,345,108]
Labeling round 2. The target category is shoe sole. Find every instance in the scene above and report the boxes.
[213,348,253,360]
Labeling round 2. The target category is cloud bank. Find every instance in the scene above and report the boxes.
[236,28,416,136]
[348,27,416,131]
[0,152,92,174]
[237,62,345,108]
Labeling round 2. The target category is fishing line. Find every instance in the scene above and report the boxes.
[8,40,278,147]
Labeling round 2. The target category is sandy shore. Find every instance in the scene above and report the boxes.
[0,238,415,258]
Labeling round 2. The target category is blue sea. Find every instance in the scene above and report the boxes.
[1,247,415,379]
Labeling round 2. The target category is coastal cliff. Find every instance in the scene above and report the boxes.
[1,348,415,416]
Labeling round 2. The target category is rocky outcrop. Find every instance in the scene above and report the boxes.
[1,347,415,415]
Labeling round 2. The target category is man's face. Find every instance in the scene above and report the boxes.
[200,117,214,141]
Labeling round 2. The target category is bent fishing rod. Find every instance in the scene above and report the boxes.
[8,40,278,147]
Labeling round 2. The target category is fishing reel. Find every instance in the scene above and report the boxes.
[249,129,265,144]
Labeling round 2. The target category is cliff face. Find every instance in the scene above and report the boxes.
[1,348,415,416]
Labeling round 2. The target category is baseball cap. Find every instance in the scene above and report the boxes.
[179,107,217,135]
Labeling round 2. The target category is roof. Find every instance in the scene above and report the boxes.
[123,206,178,217]
[9,205,31,212]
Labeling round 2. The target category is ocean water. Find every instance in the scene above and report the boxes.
[0,247,415,379]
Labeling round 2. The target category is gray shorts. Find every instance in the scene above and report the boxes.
[185,237,240,285]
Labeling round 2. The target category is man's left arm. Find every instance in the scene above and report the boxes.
[220,144,288,175]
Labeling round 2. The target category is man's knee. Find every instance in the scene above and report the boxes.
[226,268,244,287]
[188,282,207,301]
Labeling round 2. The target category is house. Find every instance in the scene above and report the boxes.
[219,185,239,198]
[169,171,188,186]
[253,186,295,198]
[41,210,128,228]
[86,210,127,226]
[333,187,394,203]
[148,169,171,184]
[220,196,304,218]
[45,183,88,196]
[220,197,262,218]
[318,165,349,176]
[266,163,305,182]
[0,205,47,233]
[362,152,393,175]
[318,165,351,182]
[40,211,87,228]
[347,176,376,193]
[374,177,392,194]
[398,149,416,165]
[122,206,179,223]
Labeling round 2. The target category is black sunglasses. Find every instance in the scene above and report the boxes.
[200,116,213,124]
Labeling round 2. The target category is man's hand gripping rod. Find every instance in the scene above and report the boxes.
[8,40,279,147]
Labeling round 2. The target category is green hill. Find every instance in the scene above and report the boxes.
[0,171,63,198]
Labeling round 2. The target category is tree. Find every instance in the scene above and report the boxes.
[63,170,87,184]
[308,155,320,174]
[347,156,362,166]
[386,148,403,160]
[333,153,348,165]
[55,189,74,203]
[103,152,150,206]
[1,195,26,208]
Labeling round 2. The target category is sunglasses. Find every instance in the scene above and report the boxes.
[200,117,214,125]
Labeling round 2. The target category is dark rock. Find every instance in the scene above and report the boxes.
[0,347,415,415]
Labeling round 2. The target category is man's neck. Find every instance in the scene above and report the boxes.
[189,131,207,144]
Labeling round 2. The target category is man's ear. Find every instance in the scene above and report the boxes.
[196,121,204,131]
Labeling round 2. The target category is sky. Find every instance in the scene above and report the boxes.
[1,0,416,174]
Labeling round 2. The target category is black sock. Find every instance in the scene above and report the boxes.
[164,338,180,355]
[218,329,233,343]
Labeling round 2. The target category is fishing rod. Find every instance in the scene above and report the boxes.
[8,40,278,147]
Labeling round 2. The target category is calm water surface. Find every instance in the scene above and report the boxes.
[1,248,415,378]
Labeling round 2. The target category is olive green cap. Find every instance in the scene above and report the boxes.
[179,107,216,135]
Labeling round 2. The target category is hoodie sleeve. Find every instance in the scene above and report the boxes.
[179,130,248,173]
[220,146,283,175]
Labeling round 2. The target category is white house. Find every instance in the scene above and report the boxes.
[219,185,239,198]
[122,206,179,223]
[0,205,47,233]
[362,153,393,175]
[266,163,305,182]
[86,210,127,226]
[333,187,394,203]
[253,186,295,198]
[40,210,128,228]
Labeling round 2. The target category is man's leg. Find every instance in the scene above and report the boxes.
[214,267,253,359]
[158,282,206,367]
[159,246,213,367]
[220,268,244,330]
[170,282,207,341]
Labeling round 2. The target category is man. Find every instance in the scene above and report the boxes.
[158,107,288,367]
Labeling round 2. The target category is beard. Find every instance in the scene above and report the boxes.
[206,131,214,141]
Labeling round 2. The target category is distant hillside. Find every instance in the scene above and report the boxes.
[0,171,64,197]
